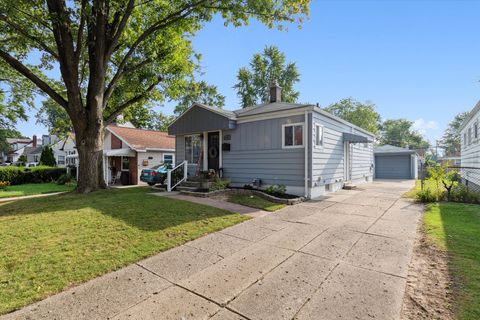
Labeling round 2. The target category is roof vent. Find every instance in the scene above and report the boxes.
[269,80,281,103]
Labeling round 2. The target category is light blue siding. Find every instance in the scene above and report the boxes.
[222,115,305,188]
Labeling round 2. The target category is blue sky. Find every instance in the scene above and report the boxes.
[16,0,480,143]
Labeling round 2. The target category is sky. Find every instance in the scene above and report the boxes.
[15,0,480,144]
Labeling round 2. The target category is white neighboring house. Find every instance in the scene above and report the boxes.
[460,100,480,187]
[5,137,35,163]
[103,124,175,185]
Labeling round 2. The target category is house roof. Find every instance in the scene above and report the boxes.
[24,146,43,155]
[460,100,480,131]
[6,138,31,144]
[107,125,175,151]
[374,145,416,155]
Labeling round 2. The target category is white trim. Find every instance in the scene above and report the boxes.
[304,111,309,198]
[203,132,208,171]
[145,148,175,152]
[105,127,134,150]
[313,122,324,149]
[281,122,305,149]
[236,108,310,124]
[162,153,175,165]
[219,130,223,169]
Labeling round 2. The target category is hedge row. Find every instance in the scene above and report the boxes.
[0,166,67,185]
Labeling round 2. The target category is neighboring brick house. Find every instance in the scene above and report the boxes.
[103,125,175,185]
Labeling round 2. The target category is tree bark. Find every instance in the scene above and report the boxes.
[75,122,107,193]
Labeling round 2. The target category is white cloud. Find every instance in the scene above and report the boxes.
[412,118,439,135]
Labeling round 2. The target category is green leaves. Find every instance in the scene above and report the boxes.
[439,111,469,156]
[234,45,300,108]
[324,98,381,134]
[380,119,429,149]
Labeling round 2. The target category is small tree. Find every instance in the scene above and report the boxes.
[40,146,56,167]
[17,154,27,166]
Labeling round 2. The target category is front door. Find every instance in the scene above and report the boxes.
[207,132,220,171]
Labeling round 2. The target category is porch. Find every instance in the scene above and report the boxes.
[103,148,138,186]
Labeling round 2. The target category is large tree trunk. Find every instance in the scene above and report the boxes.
[75,125,107,193]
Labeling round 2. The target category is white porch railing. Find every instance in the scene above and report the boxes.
[167,160,188,192]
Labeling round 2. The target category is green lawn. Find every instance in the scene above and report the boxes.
[227,194,286,212]
[0,187,248,315]
[0,183,76,199]
[423,202,480,319]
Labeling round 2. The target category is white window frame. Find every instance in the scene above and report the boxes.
[163,153,175,165]
[474,121,479,141]
[313,123,324,148]
[185,134,202,164]
[282,122,305,149]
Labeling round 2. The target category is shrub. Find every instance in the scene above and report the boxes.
[450,184,480,204]
[0,181,10,190]
[264,184,287,197]
[0,166,66,185]
[209,178,229,192]
[39,146,56,167]
[17,154,27,165]
[415,187,441,203]
[56,173,73,185]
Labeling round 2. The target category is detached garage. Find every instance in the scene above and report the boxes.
[374,145,418,179]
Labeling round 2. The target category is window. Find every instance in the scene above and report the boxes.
[475,122,478,140]
[468,128,472,145]
[282,123,304,148]
[464,133,467,145]
[33,155,39,162]
[58,155,65,165]
[163,154,174,164]
[314,124,323,147]
[121,156,130,171]
[185,135,202,163]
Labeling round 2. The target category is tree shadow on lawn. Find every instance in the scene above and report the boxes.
[0,187,245,232]
[428,202,480,319]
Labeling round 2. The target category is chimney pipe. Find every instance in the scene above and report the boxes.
[32,135,37,147]
[269,80,281,103]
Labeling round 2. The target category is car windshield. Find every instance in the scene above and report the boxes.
[151,164,165,170]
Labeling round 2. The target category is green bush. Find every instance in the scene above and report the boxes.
[39,146,56,166]
[264,184,287,197]
[450,184,480,204]
[209,178,229,192]
[415,187,441,203]
[56,173,73,185]
[0,166,66,185]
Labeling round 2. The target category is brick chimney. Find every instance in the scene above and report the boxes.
[32,135,37,147]
[269,80,281,103]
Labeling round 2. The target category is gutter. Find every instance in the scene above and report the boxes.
[304,110,309,198]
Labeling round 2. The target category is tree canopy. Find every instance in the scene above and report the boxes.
[379,119,430,149]
[0,128,22,156]
[324,98,381,134]
[0,0,310,192]
[234,45,300,108]
[439,111,469,156]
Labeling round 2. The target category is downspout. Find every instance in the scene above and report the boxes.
[304,110,309,198]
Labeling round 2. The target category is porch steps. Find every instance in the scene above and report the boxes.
[343,183,357,190]
[175,180,203,192]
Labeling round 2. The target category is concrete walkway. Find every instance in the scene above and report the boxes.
[0,192,68,203]
[2,180,422,320]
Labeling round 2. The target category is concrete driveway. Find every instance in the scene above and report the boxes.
[3,180,422,320]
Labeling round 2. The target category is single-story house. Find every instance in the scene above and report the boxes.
[168,82,375,198]
[460,100,480,188]
[103,124,175,185]
[374,145,419,180]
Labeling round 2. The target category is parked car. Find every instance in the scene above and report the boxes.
[140,164,171,186]
[25,162,39,168]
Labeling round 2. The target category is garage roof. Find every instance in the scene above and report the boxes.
[374,145,417,155]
